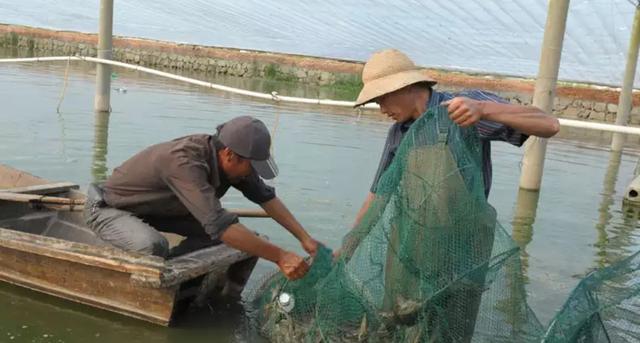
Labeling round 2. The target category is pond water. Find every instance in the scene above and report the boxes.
[1,51,639,342]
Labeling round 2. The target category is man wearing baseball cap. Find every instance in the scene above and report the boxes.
[351,49,560,228]
[85,116,318,280]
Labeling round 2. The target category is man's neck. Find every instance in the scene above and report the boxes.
[412,87,431,120]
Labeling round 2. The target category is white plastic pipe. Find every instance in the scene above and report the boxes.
[0,56,369,108]
[1,55,640,136]
[81,57,365,108]
[558,118,640,135]
[0,57,83,63]
[626,174,640,204]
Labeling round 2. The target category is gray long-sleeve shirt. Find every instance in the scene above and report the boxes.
[102,134,275,239]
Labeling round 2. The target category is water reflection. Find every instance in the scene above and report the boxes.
[511,189,540,284]
[627,159,640,207]
[622,204,640,231]
[56,109,70,162]
[92,111,110,182]
[594,151,623,268]
[0,282,260,343]
[591,150,640,274]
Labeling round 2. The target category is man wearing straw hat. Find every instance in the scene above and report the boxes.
[352,49,560,226]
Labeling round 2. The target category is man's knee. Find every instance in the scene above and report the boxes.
[127,230,169,258]
[87,207,170,258]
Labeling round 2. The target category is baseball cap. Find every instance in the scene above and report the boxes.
[217,116,279,179]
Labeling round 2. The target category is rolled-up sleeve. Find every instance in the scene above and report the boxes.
[161,155,238,240]
[460,90,529,147]
[476,120,528,146]
[234,171,276,204]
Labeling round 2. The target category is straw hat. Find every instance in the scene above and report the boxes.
[354,49,436,107]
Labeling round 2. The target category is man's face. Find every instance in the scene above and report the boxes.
[220,148,253,183]
[375,86,417,123]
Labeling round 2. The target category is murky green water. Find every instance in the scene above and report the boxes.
[1,51,640,342]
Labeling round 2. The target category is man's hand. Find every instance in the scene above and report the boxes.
[277,250,310,280]
[332,248,341,261]
[261,198,324,258]
[442,97,485,127]
[301,237,320,257]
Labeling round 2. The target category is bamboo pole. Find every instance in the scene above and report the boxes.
[519,0,570,191]
[611,4,640,151]
[0,192,269,217]
[94,0,113,112]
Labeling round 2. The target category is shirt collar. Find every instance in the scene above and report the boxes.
[427,89,445,110]
[399,89,445,131]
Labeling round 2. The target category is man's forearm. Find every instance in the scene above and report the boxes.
[220,223,284,263]
[481,102,560,138]
[261,197,311,242]
[352,192,375,229]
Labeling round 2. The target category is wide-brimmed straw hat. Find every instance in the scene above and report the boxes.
[354,49,437,107]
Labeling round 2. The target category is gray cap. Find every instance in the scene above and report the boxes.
[217,116,279,180]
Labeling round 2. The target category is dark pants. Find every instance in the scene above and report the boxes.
[84,184,219,258]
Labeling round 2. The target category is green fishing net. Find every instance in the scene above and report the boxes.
[249,106,640,342]
[544,249,640,342]
[249,106,542,342]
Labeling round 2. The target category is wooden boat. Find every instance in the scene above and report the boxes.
[0,164,259,326]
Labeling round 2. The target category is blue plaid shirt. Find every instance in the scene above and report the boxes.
[370,89,528,198]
